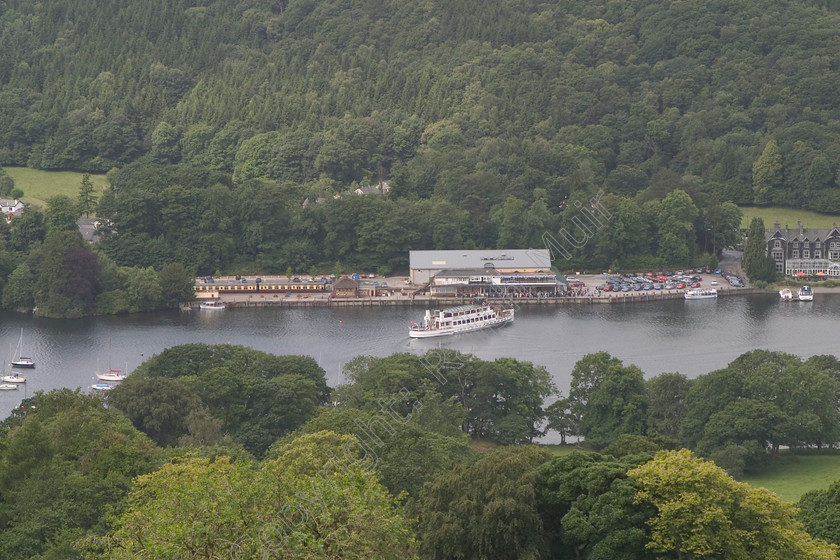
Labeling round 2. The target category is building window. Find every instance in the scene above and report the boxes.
[792,250,799,258]
[804,250,810,258]
[793,242,799,248]
[775,240,782,248]
[772,251,783,261]
[831,251,840,260]
[816,251,822,258]
[816,241,822,248]
[831,241,840,250]
[776,262,784,271]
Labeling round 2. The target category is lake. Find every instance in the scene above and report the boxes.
[0,293,836,421]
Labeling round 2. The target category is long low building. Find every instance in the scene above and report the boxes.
[429,268,561,297]
[409,249,553,284]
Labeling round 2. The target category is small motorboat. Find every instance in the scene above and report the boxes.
[798,285,814,301]
[779,288,793,301]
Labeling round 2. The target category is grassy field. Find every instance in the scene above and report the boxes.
[739,206,840,230]
[742,454,840,503]
[3,166,109,207]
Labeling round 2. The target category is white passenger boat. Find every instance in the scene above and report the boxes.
[779,288,793,301]
[409,304,514,338]
[0,383,18,390]
[1,373,26,383]
[199,300,226,310]
[684,288,717,300]
[798,285,814,301]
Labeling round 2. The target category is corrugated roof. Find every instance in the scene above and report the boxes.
[409,249,551,270]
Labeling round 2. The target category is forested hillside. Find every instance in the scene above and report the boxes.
[3,0,840,204]
[3,0,840,279]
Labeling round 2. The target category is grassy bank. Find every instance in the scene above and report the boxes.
[3,167,109,207]
[739,206,840,230]
[742,454,840,503]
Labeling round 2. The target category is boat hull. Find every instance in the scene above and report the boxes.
[685,289,717,300]
[409,309,514,338]
[0,383,18,390]
[1,375,25,383]
[11,359,35,368]
[96,373,127,381]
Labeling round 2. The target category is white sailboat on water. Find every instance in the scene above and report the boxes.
[96,338,127,382]
[10,328,34,368]
[2,342,26,384]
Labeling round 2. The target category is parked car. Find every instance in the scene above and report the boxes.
[711,280,718,285]
[676,282,686,289]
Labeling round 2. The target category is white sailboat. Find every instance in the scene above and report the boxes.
[96,338,127,382]
[2,343,26,383]
[10,328,34,368]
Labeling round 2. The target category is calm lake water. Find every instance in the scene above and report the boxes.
[1,293,838,421]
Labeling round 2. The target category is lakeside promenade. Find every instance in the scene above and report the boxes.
[190,273,765,308]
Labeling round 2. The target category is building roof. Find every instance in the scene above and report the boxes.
[409,249,551,270]
[765,221,840,242]
[333,276,359,289]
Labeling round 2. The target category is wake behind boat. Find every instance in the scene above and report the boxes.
[684,288,717,300]
[409,304,514,338]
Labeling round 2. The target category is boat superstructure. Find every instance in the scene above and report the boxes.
[409,304,514,338]
[684,288,718,300]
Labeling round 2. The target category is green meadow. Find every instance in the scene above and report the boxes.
[2,166,109,207]
[739,206,840,230]
[739,454,840,503]
[543,446,840,503]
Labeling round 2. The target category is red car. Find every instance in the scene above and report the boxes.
[676,282,686,289]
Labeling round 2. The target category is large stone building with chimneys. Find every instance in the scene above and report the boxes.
[765,221,840,277]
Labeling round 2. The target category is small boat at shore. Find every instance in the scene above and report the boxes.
[409,304,514,338]
[779,288,793,301]
[684,288,717,300]
[199,300,226,310]
[798,285,814,301]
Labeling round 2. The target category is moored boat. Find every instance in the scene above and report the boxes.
[10,328,34,368]
[409,304,514,338]
[91,383,113,391]
[97,368,127,382]
[1,373,26,383]
[199,300,226,310]
[798,285,814,301]
[684,288,718,300]
[0,383,18,390]
[779,288,793,301]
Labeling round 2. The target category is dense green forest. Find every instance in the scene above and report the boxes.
[2,0,840,277]
[3,345,840,558]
